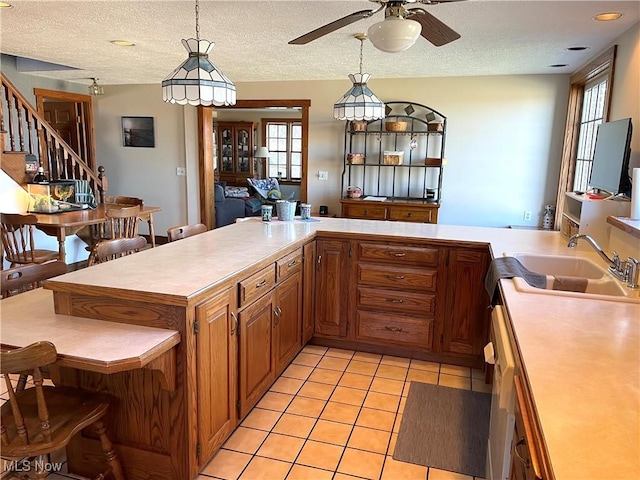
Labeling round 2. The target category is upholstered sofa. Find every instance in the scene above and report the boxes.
[214,183,260,228]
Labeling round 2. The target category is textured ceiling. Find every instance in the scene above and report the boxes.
[1,0,638,88]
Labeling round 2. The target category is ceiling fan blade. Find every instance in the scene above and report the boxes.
[288,9,378,45]
[406,7,461,47]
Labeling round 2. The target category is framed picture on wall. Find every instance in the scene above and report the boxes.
[122,116,155,148]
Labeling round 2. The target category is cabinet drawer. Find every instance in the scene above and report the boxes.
[238,263,276,307]
[357,286,436,315]
[343,204,386,220]
[276,248,303,282]
[388,207,433,223]
[358,242,438,266]
[357,263,437,291]
[356,310,433,349]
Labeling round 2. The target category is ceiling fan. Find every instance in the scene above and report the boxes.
[289,0,466,52]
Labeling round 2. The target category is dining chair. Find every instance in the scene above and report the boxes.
[104,196,156,247]
[1,342,126,480]
[105,195,144,207]
[87,236,147,267]
[1,260,67,299]
[166,223,207,242]
[0,213,59,267]
[105,205,141,239]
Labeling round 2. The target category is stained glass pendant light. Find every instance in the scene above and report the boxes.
[333,33,385,121]
[162,0,236,106]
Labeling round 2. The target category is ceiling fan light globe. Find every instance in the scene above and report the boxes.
[367,16,421,53]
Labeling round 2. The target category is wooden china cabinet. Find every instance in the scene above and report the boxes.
[216,121,258,186]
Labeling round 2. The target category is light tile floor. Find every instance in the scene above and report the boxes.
[1,347,491,480]
[199,345,491,480]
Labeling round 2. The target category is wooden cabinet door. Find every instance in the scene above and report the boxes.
[315,239,350,337]
[302,241,316,344]
[238,292,276,418]
[442,248,491,356]
[274,272,302,375]
[195,287,238,464]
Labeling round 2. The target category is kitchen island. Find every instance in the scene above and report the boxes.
[3,218,637,479]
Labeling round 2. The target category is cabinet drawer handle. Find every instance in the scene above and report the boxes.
[230,312,238,336]
[385,326,403,332]
[387,275,405,280]
[273,306,282,325]
[386,298,404,304]
[390,252,406,257]
[287,259,298,267]
[256,279,267,288]
[364,210,369,215]
[514,438,530,468]
[407,212,412,217]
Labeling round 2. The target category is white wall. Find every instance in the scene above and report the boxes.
[607,23,640,172]
[93,74,569,230]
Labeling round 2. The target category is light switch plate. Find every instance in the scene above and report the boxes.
[318,171,328,181]
[176,167,186,176]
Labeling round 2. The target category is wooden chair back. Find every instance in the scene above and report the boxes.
[87,236,147,266]
[0,213,59,266]
[1,260,67,298]
[106,204,140,239]
[167,223,207,242]
[1,342,125,479]
[105,195,144,207]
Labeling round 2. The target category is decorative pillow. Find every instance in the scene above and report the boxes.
[225,186,250,198]
[247,178,282,200]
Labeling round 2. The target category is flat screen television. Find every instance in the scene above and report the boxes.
[588,118,633,196]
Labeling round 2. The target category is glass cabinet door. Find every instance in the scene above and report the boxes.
[220,128,234,172]
[237,128,250,173]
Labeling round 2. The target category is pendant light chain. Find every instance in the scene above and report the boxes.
[195,0,200,41]
[359,37,364,75]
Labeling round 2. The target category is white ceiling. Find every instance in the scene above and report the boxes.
[1,0,638,88]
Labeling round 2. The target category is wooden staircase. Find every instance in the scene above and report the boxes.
[1,72,107,201]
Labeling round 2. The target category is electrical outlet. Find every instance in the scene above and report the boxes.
[318,171,328,181]
[176,167,186,176]
[523,210,532,221]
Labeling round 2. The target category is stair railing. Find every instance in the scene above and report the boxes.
[1,72,107,202]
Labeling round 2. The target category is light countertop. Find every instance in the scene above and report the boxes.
[37,217,640,478]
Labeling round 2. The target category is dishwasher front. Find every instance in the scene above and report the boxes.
[485,304,516,480]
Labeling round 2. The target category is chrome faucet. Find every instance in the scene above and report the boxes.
[567,234,639,289]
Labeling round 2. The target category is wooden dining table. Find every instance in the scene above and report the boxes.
[32,203,162,263]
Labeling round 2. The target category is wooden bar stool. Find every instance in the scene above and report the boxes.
[166,223,207,242]
[1,342,126,480]
[1,260,67,298]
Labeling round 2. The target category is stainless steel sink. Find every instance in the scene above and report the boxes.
[505,253,640,303]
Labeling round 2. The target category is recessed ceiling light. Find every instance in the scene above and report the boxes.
[550,64,568,68]
[593,12,623,21]
[566,46,589,51]
[111,40,135,47]
[0,2,13,8]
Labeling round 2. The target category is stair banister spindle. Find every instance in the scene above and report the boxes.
[4,87,16,151]
[16,98,25,152]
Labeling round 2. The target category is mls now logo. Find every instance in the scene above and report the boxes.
[2,458,64,473]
